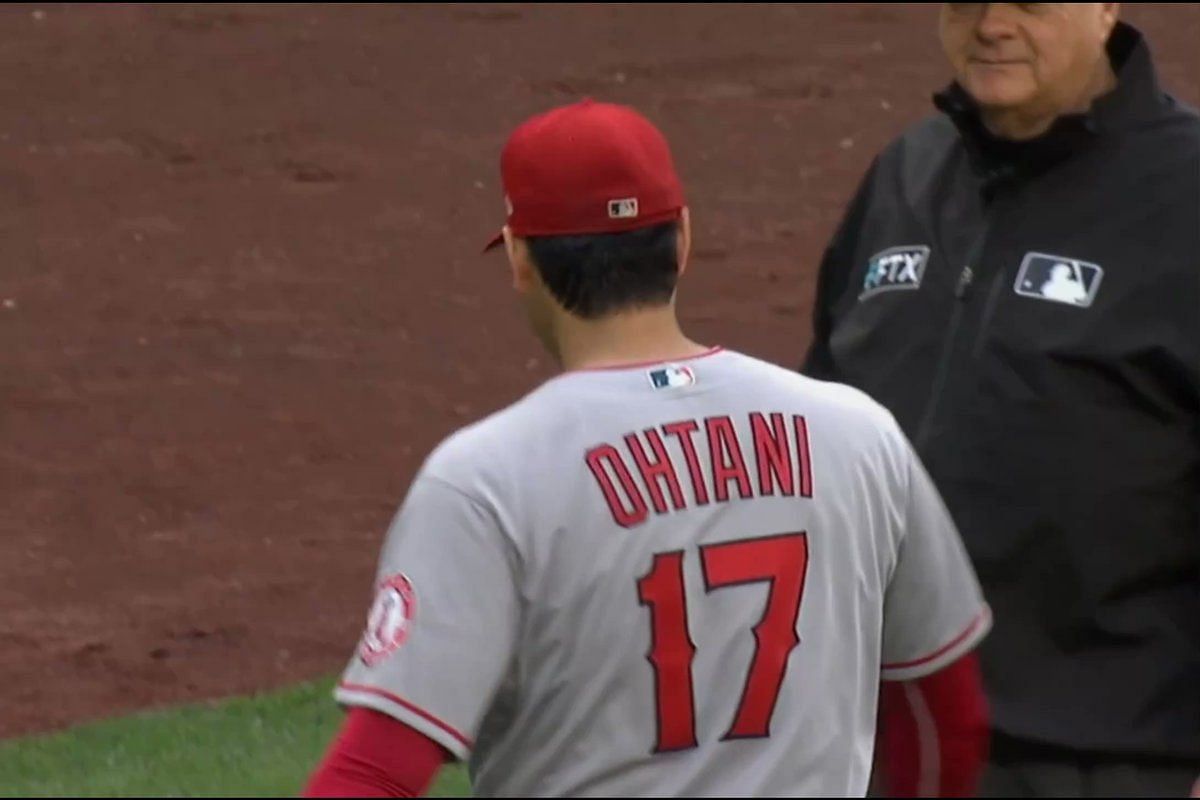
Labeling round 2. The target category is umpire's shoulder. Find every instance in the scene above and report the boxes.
[888,113,960,157]
[871,113,963,197]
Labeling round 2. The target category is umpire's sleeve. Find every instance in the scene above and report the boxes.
[801,157,880,379]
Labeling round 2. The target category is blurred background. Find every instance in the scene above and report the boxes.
[1,2,1197,747]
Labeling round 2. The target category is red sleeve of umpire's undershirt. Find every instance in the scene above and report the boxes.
[303,707,449,798]
[877,652,989,797]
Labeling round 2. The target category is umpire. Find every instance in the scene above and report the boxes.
[803,4,1199,797]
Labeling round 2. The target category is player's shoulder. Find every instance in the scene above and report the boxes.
[728,351,902,436]
[731,352,914,486]
[417,378,576,486]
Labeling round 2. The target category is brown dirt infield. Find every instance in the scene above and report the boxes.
[2,3,1197,738]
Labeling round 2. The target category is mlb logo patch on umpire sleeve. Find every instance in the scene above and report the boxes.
[860,246,930,300]
[1014,253,1103,308]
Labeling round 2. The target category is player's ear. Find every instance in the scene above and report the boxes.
[503,226,523,290]
[504,227,537,293]
[675,207,692,278]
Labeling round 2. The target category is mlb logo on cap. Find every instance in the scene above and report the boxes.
[608,198,639,220]
[648,364,696,390]
[1014,253,1103,308]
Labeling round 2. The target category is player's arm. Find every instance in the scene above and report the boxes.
[876,652,989,797]
[876,424,992,796]
[303,467,522,792]
[304,708,447,798]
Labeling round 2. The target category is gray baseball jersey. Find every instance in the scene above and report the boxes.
[336,347,989,797]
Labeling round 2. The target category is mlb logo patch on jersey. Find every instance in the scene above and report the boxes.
[648,364,696,390]
[1014,253,1103,308]
[860,245,930,300]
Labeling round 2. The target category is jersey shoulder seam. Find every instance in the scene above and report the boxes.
[416,472,524,581]
[418,472,495,520]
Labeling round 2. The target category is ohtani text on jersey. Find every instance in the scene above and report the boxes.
[585,413,813,528]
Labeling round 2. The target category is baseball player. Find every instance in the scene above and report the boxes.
[304,99,991,798]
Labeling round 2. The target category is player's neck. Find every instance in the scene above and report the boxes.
[553,307,709,372]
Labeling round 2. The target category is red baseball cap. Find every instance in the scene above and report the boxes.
[484,99,685,251]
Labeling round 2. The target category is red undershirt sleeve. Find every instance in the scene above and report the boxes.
[304,707,450,798]
[877,652,990,797]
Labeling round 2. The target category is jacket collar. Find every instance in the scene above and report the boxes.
[933,22,1164,184]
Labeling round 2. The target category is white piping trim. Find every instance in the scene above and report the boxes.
[903,681,940,797]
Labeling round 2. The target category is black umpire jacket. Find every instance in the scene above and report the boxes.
[804,23,1199,760]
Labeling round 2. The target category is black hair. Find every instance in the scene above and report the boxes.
[524,221,680,319]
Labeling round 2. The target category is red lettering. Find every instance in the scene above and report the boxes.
[626,429,687,514]
[662,420,709,506]
[585,444,649,528]
[794,416,813,498]
[706,416,753,502]
[750,412,794,497]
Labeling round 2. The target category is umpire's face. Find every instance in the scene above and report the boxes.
[940,3,1119,123]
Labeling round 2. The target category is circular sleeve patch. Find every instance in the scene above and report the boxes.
[359,574,417,667]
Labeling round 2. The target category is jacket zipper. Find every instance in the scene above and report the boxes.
[971,271,1008,359]
[913,217,994,448]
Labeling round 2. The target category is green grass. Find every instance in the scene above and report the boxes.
[0,678,470,797]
